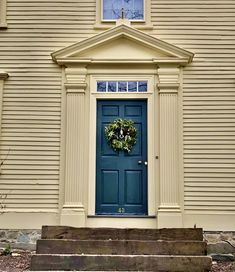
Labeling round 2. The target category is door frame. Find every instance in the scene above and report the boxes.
[88,74,157,216]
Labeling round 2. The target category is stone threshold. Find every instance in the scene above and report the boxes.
[87,215,156,218]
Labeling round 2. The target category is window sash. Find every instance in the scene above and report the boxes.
[102,0,144,21]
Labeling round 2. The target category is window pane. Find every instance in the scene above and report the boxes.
[114,0,122,19]
[133,0,144,19]
[118,81,127,92]
[108,81,117,92]
[128,81,137,92]
[97,81,106,92]
[138,81,147,92]
[103,0,143,20]
[124,0,133,19]
[103,0,112,19]
[103,0,122,19]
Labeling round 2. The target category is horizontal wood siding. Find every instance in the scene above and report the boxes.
[151,0,235,213]
[0,0,96,212]
[0,0,234,214]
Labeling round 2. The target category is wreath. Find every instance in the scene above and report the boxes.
[105,119,137,153]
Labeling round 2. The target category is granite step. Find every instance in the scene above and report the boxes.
[31,254,212,272]
[41,226,203,241]
[36,239,207,255]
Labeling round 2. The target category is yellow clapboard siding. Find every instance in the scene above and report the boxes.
[184,154,235,159]
[184,178,235,183]
[0,179,59,184]
[0,175,59,180]
[0,0,234,214]
[185,160,235,165]
[3,204,58,208]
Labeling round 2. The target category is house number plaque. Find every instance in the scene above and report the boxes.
[118,208,125,213]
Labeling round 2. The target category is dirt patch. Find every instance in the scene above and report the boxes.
[0,249,234,271]
[0,250,32,272]
[211,261,235,272]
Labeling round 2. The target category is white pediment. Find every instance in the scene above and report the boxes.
[52,24,194,65]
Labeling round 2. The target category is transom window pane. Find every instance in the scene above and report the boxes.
[97,81,106,92]
[108,81,117,92]
[97,81,147,92]
[103,0,144,20]
[128,81,137,92]
[118,81,127,92]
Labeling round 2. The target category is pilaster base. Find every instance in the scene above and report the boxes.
[60,207,86,227]
[157,208,183,228]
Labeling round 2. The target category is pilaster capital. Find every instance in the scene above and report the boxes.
[65,67,87,94]
[157,67,180,94]
[0,71,9,80]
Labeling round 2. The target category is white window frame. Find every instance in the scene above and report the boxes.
[0,0,7,28]
[94,0,153,30]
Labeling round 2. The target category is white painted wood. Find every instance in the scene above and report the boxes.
[0,0,7,28]
[157,67,183,228]
[60,67,87,227]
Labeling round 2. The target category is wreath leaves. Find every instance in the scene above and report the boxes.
[105,119,137,152]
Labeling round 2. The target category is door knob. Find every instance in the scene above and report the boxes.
[138,160,142,165]
[144,161,148,165]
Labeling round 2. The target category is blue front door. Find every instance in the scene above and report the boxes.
[96,100,147,215]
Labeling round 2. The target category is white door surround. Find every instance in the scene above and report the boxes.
[51,23,194,228]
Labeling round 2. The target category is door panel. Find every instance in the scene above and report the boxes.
[125,170,142,204]
[102,170,119,204]
[96,100,147,215]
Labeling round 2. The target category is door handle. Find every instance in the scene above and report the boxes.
[138,161,148,165]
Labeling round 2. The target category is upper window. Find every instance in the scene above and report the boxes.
[95,0,152,29]
[103,0,144,21]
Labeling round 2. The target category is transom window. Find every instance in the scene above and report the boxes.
[103,0,144,21]
[97,81,147,92]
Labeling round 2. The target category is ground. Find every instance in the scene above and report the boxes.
[0,249,234,272]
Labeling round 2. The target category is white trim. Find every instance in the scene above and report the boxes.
[87,217,157,228]
[58,67,67,213]
[178,67,185,225]
[0,0,7,28]
[51,24,194,65]
[95,0,153,29]
[0,72,8,149]
[184,213,235,231]
[0,212,59,229]
[88,74,157,218]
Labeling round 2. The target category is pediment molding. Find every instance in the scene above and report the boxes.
[52,24,194,66]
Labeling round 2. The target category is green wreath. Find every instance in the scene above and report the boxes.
[105,119,137,153]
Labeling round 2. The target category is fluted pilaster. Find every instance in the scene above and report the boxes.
[159,92,179,208]
[157,66,182,227]
[61,67,87,227]
[64,92,85,208]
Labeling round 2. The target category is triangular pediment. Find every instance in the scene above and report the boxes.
[52,24,194,65]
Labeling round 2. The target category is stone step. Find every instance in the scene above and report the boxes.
[36,239,207,256]
[31,254,212,272]
[41,226,203,241]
